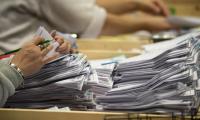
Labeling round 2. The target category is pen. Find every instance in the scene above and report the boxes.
[0,40,52,56]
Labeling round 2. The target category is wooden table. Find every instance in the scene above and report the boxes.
[77,35,151,59]
[0,108,198,120]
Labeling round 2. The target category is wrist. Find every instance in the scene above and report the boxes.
[9,62,24,78]
[138,17,152,31]
[120,14,147,32]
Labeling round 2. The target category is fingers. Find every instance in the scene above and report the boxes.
[38,44,46,50]
[54,35,64,45]
[70,48,79,54]
[148,2,161,14]
[57,41,71,54]
[147,16,175,31]
[138,0,169,17]
[32,36,44,45]
[41,45,53,57]
[53,35,72,54]
[39,34,71,58]
[154,0,170,16]
[138,1,160,15]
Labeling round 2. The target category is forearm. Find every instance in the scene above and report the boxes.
[96,0,136,14]
[0,58,24,107]
[100,13,146,35]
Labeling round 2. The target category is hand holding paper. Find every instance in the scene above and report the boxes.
[35,27,60,59]
[35,26,72,61]
[11,36,56,77]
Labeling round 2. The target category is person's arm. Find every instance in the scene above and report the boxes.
[101,13,145,35]
[35,0,172,37]
[0,37,50,107]
[96,0,169,16]
[37,0,107,38]
[101,13,174,36]
[96,0,137,15]
[0,58,23,107]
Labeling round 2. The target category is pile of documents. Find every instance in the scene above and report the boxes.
[5,27,95,110]
[97,32,200,114]
[88,62,115,97]
[88,56,126,97]
[6,54,95,110]
[5,26,117,110]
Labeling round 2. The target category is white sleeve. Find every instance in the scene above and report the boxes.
[39,0,107,38]
[80,5,107,38]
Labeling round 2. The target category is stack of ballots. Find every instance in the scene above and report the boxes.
[96,32,200,114]
[88,56,126,97]
[5,27,95,110]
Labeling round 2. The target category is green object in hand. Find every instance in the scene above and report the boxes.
[0,40,52,56]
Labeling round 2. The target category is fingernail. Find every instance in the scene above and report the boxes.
[50,30,57,37]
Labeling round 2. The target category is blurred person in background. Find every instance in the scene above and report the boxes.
[97,0,174,35]
[0,0,175,52]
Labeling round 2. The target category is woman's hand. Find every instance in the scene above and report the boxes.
[134,0,169,16]
[51,31,76,54]
[11,36,58,77]
[53,35,71,54]
[101,12,175,35]
[11,33,76,77]
[97,0,169,16]
[135,12,175,31]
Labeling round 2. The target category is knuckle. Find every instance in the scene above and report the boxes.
[26,48,42,57]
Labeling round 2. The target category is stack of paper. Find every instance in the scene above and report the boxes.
[5,27,94,110]
[87,56,125,97]
[167,16,200,28]
[5,54,95,110]
[97,32,200,114]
